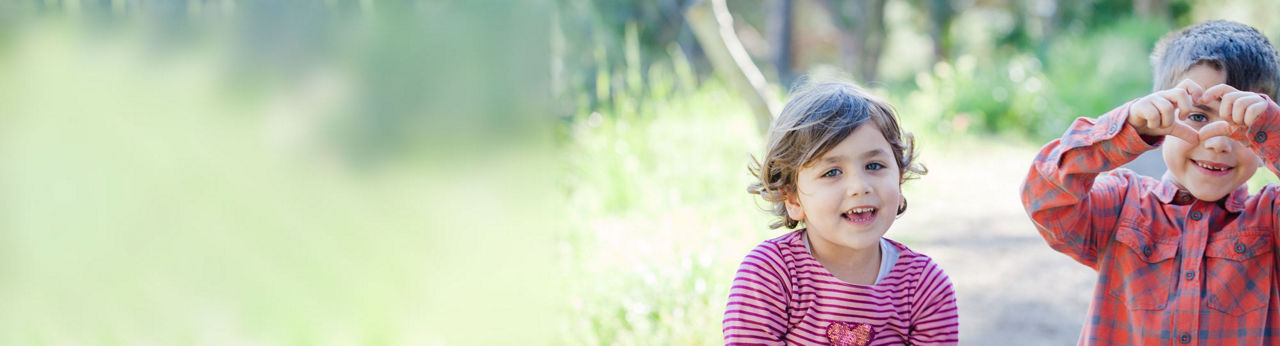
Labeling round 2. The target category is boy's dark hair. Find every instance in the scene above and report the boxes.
[747,79,926,229]
[1151,20,1280,99]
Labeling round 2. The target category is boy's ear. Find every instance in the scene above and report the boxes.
[783,191,806,222]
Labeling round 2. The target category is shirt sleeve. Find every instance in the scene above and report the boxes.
[907,259,959,345]
[723,244,790,345]
[1237,95,1280,247]
[1020,102,1156,268]
[1241,95,1280,178]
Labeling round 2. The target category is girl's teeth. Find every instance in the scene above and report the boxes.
[845,208,875,215]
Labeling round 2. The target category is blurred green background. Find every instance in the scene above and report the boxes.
[2,0,1279,345]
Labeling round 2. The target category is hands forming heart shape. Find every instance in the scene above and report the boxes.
[1188,120,1245,144]
[1128,79,1270,146]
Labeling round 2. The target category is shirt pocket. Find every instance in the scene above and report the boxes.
[1108,223,1179,310]
[1204,229,1274,316]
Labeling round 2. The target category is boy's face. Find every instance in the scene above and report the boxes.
[784,123,901,255]
[1162,64,1263,201]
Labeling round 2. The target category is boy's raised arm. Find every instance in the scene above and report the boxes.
[1021,102,1159,268]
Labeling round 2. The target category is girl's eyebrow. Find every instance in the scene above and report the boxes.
[820,155,849,164]
[1194,104,1215,112]
[820,149,888,164]
[861,148,889,159]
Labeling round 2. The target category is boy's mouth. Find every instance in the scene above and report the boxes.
[842,207,878,225]
[1192,159,1234,176]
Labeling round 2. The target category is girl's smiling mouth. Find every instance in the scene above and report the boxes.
[842,207,878,225]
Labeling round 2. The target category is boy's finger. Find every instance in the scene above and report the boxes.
[1233,96,1254,125]
[1171,88,1196,121]
[1151,95,1176,128]
[1202,84,1239,104]
[1245,101,1267,127]
[1196,121,1234,142]
[1175,79,1206,102]
[1170,122,1201,145]
[1220,92,1243,124]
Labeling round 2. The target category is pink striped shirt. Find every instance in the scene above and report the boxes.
[723,230,959,345]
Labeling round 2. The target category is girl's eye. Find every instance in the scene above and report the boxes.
[1188,113,1208,122]
[865,162,885,170]
[822,168,841,177]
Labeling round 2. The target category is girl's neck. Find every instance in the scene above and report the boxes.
[806,232,882,285]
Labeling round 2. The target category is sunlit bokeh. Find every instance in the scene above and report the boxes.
[1,1,557,344]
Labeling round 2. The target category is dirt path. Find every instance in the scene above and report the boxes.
[892,141,1097,345]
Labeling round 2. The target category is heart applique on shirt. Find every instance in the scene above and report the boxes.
[826,321,873,346]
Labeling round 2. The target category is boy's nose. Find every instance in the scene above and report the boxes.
[1203,135,1233,153]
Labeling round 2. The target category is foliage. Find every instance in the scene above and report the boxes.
[898,17,1170,141]
[555,0,701,114]
[559,81,771,345]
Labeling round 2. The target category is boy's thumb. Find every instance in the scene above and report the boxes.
[1197,121,1241,142]
[1169,123,1200,146]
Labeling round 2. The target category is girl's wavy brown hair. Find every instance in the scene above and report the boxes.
[748,80,925,229]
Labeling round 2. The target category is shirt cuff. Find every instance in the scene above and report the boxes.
[1098,100,1160,155]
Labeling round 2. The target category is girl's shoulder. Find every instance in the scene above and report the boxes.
[765,229,806,245]
[737,229,810,271]
[881,238,952,281]
[746,229,806,255]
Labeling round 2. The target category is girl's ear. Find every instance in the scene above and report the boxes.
[783,191,806,222]
[896,188,906,216]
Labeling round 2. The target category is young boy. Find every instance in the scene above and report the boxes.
[1021,20,1280,344]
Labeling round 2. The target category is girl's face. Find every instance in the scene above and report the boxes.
[785,123,901,256]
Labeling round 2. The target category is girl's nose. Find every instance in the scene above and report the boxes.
[846,177,872,196]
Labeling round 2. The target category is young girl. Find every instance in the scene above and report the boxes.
[724,80,958,345]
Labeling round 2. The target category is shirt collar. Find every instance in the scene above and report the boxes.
[1154,171,1249,212]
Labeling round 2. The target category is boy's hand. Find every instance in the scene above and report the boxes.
[1197,84,1271,140]
[1128,79,1204,145]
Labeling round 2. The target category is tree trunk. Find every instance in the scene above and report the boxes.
[922,0,954,64]
[819,0,886,83]
[768,0,795,88]
[686,0,780,134]
[1134,0,1169,20]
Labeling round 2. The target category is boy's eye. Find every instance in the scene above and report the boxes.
[865,162,885,170]
[1188,113,1208,122]
[822,168,841,177]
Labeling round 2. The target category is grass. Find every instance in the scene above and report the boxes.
[558,83,769,345]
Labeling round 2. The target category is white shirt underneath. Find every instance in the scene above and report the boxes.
[804,234,901,285]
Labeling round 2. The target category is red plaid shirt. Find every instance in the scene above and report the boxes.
[1022,97,1280,345]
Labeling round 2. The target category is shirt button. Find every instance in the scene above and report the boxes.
[1185,270,1195,280]
[1180,332,1191,343]
[1257,131,1268,143]
[1190,211,1203,220]
[1142,246,1152,257]
[1236,243,1248,254]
